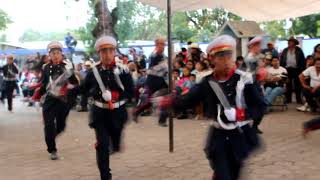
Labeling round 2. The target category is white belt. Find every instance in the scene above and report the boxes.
[4,77,16,81]
[211,120,251,130]
[94,100,126,109]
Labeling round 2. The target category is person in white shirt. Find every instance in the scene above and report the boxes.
[299,57,320,112]
[264,56,288,105]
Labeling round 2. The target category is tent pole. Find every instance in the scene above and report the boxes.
[167,0,174,153]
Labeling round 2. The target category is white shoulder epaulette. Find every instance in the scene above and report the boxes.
[115,57,129,74]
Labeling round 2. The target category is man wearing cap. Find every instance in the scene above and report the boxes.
[0,54,19,111]
[76,35,133,180]
[78,60,92,112]
[174,35,265,180]
[133,37,169,127]
[188,42,206,63]
[262,42,279,58]
[38,41,79,160]
[280,37,305,104]
[243,36,265,73]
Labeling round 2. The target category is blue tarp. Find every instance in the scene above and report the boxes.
[0,48,85,56]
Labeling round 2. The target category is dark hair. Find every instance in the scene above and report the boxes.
[190,74,196,78]
[187,60,194,65]
[173,69,180,74]
[272,56,280,60]
[176,60,185,67]
[236,56,244,61]
[187,41,193,45]
[181,47,187,52]
[177,52,186,60]
[40,55,47,62]
[314,44,320,53]
[306,55,314,60]
[315,57,320,62]
[196,61,208,70]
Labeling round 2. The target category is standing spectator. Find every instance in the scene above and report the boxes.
[262,42,279,58]
[280,37,305,104]
[65,32,77,55]
[188,43,206,62]
[78,61,92,112]
[136,49,146,70]
[299,58,320,112]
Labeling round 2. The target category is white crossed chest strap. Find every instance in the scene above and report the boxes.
[92,65,125,94]
[92,66,107,93]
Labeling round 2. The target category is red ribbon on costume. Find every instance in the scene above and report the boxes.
[111,91,119,101]
[59,84,68,96]
[31,88,42,101]
[236,108,245,122]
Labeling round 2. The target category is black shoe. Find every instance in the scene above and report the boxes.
[177,114,188,119]
[255,128,263,134]
[141,111,151,116]
[49,152,58,160]
[158,122,168,127]
[77,108,88,112]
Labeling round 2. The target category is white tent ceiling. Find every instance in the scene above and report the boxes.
[138,0,320,22]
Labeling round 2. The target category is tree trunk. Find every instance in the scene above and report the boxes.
[92,0,117,39]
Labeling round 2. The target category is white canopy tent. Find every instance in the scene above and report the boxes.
[138,0,320,22]
[136,0,320,152]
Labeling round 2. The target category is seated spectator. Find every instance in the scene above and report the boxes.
[194,61,212,84]
[176,67,191,94]
[264,57,288,106]
[174,60,184,76]
[297,55,314,112]
[264,52,273,69]
[299,57,320,112]
[172,69,180,84]
[175,67,191,119]
[180,47,188,63]
[186,60,195,73]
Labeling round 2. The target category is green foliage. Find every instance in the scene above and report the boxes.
[18,29,73,42]
[76,0,243,51]
[292,13,320,38]
[0,34,7,42]
[185,9,241,41]
[0,9,12,31]
[260,20,286,40]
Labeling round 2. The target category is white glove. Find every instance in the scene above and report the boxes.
[102,90,112,102]
[63,60,73,71]
[138,87,144,94]
[66,83,75,89]
[224,108,236,121]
